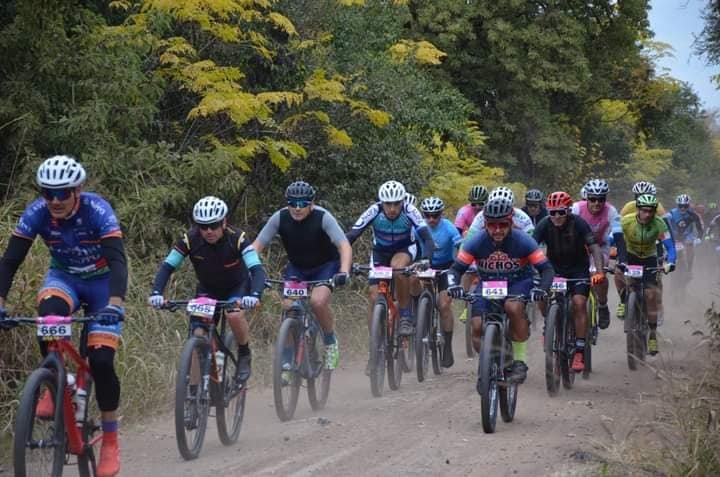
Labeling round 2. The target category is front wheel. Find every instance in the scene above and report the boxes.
[217,332,246,445]
[273,318,301,421]
[544,304,561,396]
[14,368,65,477]
[465,301,475,358]
[77,374,99,477]
[560,306,576,390]
[307,325,332,411]
[175,336,211,460]
[415,295,432,382]
[625,291,643,371]
[369,300,388,397]
[478,324,501,434]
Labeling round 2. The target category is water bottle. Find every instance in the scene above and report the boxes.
[74,388,87,426]
[215,351,225,382]
[66,373,77,396]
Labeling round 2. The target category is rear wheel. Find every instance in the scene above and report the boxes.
[499,381,518,423]
[77,374,99,477]
[415,295,432,382]
[544,305,561,396]
[478,324,501,434]
[369,300,388,397]
[175,336,211,460]
[273,318,301,421]
[430,309,443,376]
[388,312,403,391]
[217,332,246,445]
[307,323,332,411]
[582,339,593,380]
[14,368,65,477]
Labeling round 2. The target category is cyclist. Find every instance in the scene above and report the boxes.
[571,179,625,328]
[149,196,267,384]
[347,180,434,339]
[521,189,548,226]
[0,156,127,477]
[534,191,605,372]
[465,187,535,240]
[616,194,676,355]
[405,193,418,208]
[580,185,587,200]
[446,195,554,384]
[415,196,462,367]
[620,181,668,216]
[455,185,488,236]
[252,181,351,370]
[665,194,703,275]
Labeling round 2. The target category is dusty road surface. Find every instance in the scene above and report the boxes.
[89,275,714,476]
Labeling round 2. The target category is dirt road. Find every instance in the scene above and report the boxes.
[104,274,715,476]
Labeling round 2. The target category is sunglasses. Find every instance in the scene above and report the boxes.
[587,197,606,204]
[526,202,540,207]
[423,213,441,219]
[41,188,73,202]
[549,209,568,217]
[485,220,511,231]
[637,207,657,213]
[287,199,311,209]
[678,205,689,209]
[471,202,484,208]
[198,221,223,231]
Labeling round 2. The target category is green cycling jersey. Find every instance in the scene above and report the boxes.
[620,214,670,258]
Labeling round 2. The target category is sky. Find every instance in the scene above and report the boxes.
[649,0,720,111]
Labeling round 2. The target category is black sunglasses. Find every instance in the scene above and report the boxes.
[41,188,73,202]
[549,209,568,217]
[198,221,223,231]
[423,213,441,219]
[588,197,606,203]
[471,202,484,208]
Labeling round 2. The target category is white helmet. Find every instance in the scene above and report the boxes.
[378,180,406,203]
[420,196,445,213]
[484,196,514,219]
[405,193,417,207]
[36,155,86,189]
[193,196,228,224]
[584,178,609,197]
[488,186,514,206]
[580,185,588,200]
[632,181,656,196]
[676,194,691,206]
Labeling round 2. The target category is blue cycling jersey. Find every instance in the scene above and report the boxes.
[421,218,461,267]
[666,207,703,240]
[348,202,428,251]
[14,192,122,278]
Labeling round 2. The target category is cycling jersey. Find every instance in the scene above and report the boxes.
[422,218,461,267]
[466,207,534,240]
[13,192,123,278]
[347,202,433,259]
[666,207,703,241]
[533,214,596,275]
[520,206,548,226]
[153,226,266,297]
[255,206,346,269]
[571,200,621,246]
[620,214,676,262]
[620,200,667,217]
[454,204,477,234]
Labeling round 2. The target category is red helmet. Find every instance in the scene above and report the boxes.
[546,191,572,210]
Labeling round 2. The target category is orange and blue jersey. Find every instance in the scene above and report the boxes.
[454,228,551,282]
[14,192,122,279]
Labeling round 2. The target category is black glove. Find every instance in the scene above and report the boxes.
[529,288,547,302]
[96,304,125,325]
[415,259,430,271]
[333,272,349,287]
[615,262,627,273]
[447,285,464,299]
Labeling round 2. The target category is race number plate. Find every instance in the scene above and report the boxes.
[283,281,309,298]
[675,241,685,251]
[551,277,568,292]
[416,269,436,278]
[36,315,72,339]
[369,266,393,280]
[187,297,217,319]
[624,265,644,278]
[482,280,508,299]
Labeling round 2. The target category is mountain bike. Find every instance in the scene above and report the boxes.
[353,264,417,397]
[414,268,447,382]
[162,299,247,460]
[267,277,334,422]
[544,277,590,396]
[614,265,666,370]
[6,315,103,477]
[457,281,524,434]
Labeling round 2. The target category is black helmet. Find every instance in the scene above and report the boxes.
[285,180,316,200]
[525,189,543,203]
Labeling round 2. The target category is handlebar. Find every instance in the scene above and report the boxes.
[4,316,98,325]
[161,300,249,312]
[351,263,432,276]
[266,278,335,286]
[457,293,528,303]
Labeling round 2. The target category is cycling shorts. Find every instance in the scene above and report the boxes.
[38,269,120,350]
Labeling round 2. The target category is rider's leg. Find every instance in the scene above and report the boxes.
[226,310,252,381]
[438,290,455,367]
[506,300,529,382]
[310,285,340,369]
[571,291,588,371]
[614,272,627,319]
[367,285,379,332]
[391,252,413,334]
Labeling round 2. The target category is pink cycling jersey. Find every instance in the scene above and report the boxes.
[454,204,476,234]
[571,200,621,246]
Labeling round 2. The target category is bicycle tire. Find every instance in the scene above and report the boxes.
[544,304,561,396]
[583,338,592,380]
[217,332,246,445]
[561,304,576,390]
[465,301,475,358]
[415,294,432,382]
[625,291,640,371]
[175,336,211,460]
[77,374,98,477]
[430,307,443,376]
[401,297,417,373]
[388,310,403,391]
[369,300,388,397]
[273,317,301,421]
[499,380,518,423]
[307,325,332,411]
[478,324,500,434]
[13,368,65,477]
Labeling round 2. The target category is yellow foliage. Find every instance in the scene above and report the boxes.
[337,0,365,5]
[594,99,637,126]
[257,91,304,108]
[304,70,346,102]
[625,142,673,182]
[325,126,353,147]
[109,0,132,10]
[267,12,297,36]
[388,40,447,65]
